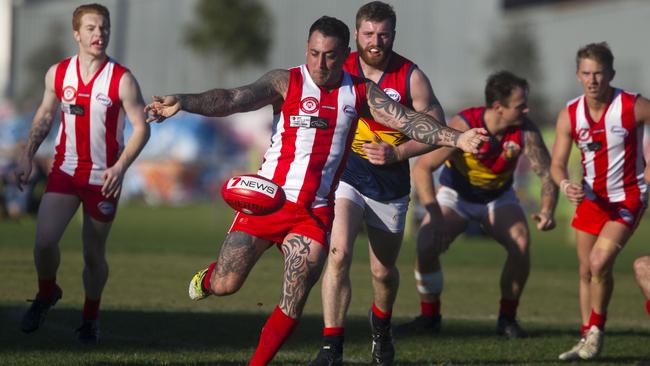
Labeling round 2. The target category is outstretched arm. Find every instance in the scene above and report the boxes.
[365,81,487,153]
[101,71,151,198]
[145,69,289,122]
[15,65,59,190]
[523,120,558,231]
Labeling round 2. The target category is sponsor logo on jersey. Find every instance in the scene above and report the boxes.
[61,103,85,116]
[289,115,329,129]
[610,125,629,137]
[228,176,278,198]
[95,93,113,107]
[618,208,634,224]
[343,105,356,117]
[300,97,320,114]
[97,201,115,216]
[383,88,401,102]
[62,86,77,102]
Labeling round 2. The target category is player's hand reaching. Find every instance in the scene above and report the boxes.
[363,136,400,165]
[144,95,181,123]
[531,211,556,231]
[101,162,125,198]
[456,128,489,154]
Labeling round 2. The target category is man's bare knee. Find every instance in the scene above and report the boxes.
[371,265,398,285]
[579,264,592,283]
[633,256,650,280]
[327,249,353,274]
[210,277,243,296]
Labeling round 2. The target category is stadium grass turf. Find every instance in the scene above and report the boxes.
[1,202,649,365]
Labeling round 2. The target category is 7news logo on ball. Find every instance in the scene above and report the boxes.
[221,174,286,216]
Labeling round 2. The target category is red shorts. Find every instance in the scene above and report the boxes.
[572,196,646,235]
[228,201,334,246]
[45,168,119,222]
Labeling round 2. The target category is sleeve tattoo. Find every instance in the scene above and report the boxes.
[178,69,288,117]
[26,114,55,158]
[367,82,459,146]
[524,126,558,200]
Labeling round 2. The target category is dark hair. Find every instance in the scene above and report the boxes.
[308,16,350,48]
[72,3,110,31]
[485,71,529,107]
[576,42,614,71]
[355,1,396,31]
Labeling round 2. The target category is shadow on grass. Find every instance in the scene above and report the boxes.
[2,305,648,365]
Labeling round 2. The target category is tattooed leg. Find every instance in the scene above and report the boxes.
[279,234,328,318]
[209,231,271,296]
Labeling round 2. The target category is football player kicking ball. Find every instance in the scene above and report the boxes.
[552,42,650,361]
[396,71,558,339]
[145,16,487,366]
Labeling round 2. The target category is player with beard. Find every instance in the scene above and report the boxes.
[146,16,487,366]
[309,2,445,365]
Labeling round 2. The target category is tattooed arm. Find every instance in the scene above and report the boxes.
[145,69,289,122]
[363,68,446,165]
[365,81,487,153]
[523,120,558,231]
[14,65,60,190]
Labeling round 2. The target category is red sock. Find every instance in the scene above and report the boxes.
[323,327,344,337]
[83,297,101,321]
[372,302,392,320]
[499,298,519,319]
[588,309,607,330]
[249,306,298,366]
[645,300,650,317]
[202,262,217,294]
[420,300,440,317]
[581,324,588,337]
[37,278,57,301]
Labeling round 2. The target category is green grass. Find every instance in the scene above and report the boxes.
[1,201,649,365]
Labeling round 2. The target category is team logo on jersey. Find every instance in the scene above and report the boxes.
[62,86,77,102]
[610,125,629,138]
[343,105,356,117]
[383,88,401,102]
[300,97,320,114]
[577,128,591,142]
[97,201,115,216]
[618,208,634,224]
[502,140,521,160]
[95,93,113,107]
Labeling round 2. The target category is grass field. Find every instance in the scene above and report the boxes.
[1,201,649,365]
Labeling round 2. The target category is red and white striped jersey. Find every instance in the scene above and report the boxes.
[258,64,368,208]
[53,55,127,186]
[568,88,646,203]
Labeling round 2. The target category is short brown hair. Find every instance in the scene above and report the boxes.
[72,3,110,31]
[576,42,614,71]
[355,1,396,31]
[485,71,529,107]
